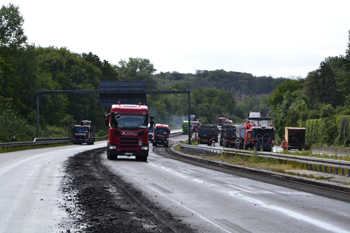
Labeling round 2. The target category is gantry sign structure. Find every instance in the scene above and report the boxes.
[36,81,192,144]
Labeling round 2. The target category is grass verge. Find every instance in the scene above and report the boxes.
[175,142,337,181]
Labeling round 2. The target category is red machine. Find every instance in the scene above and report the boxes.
[72,120,95,145]
[237,113,275,151]
[105,102,154,161]
[152,124,170,147]
[191,121,201,132]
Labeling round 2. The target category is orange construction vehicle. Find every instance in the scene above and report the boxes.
[236,112,275,151]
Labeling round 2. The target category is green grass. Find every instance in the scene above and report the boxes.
[175,143,348,182]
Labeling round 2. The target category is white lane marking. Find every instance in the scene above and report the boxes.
[226,184,255,194]
[229,191,349,233]
[178,169,193,174]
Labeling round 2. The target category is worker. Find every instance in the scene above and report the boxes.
[282,138,288,152]
[244,120,251,129]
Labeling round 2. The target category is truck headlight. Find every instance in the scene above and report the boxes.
[109,144,117,150]
[141,145,148,150]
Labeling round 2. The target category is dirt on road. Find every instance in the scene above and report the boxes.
[59,148,194,233]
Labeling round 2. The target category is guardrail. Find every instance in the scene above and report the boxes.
[0,136,108,150]
[181,144,350,177]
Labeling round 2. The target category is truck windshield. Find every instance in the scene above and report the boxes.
[111,114,148,129]
[155,128,168,135]
[73,127,89,133]
[251,120,271,127]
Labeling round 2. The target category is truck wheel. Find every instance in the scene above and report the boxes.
[208,142,212,146]
[107,148,117,160]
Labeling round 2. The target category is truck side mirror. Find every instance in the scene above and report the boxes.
[150,115,154,128]
[105,113,110,126]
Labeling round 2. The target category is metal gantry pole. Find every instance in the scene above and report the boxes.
[36,94,39,137]
[188,92,191,144]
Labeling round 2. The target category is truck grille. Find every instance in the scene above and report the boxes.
[119,137,138,149]
[120,145,138,148]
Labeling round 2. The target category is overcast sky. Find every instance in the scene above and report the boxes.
[6,0,350,78]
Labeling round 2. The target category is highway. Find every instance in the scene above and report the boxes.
[0,142,107,232]
[1,134,350,232]
[101,134,350,233]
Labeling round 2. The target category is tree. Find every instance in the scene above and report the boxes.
[303,62,338,106]
[267,79,301,111]
[338,30,350,107]
[0,3,27,49]
[82,52,119,81]
[117,57,158,89]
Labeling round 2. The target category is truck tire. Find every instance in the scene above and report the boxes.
[107,151,113,160]
[107,147,117,160]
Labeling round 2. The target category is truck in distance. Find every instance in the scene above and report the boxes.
[152,124,170,147]
[220,125,236,147]
[105,102,154,161]
[198,124,219,146]
[182,121,192,134]
[218,117,227,127]
[72,120,95,145]
[235,112,275,151]
[191,121,201,133]
[284,127,306,150]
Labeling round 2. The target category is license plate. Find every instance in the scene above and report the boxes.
[124,152,133,155]
[202,139,208,142]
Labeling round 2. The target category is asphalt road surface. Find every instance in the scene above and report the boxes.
[102,134,350,233]
[1,134,350,233]
[0,142,107,232]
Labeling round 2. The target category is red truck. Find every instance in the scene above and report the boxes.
[191,121,201,132]
[218,117,227,127]
[105,102,154,161]
[152,124,170,147]
[72,120,95,145]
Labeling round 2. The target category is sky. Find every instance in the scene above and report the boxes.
[5,0,350,78]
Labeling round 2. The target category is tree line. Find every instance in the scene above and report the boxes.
[267,33,350,146]
[1,3,350,148]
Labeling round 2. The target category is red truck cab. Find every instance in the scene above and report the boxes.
[191,121,201,132]
[106,102,153,161]
[152,124,170,147]
[72,120,95,145]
